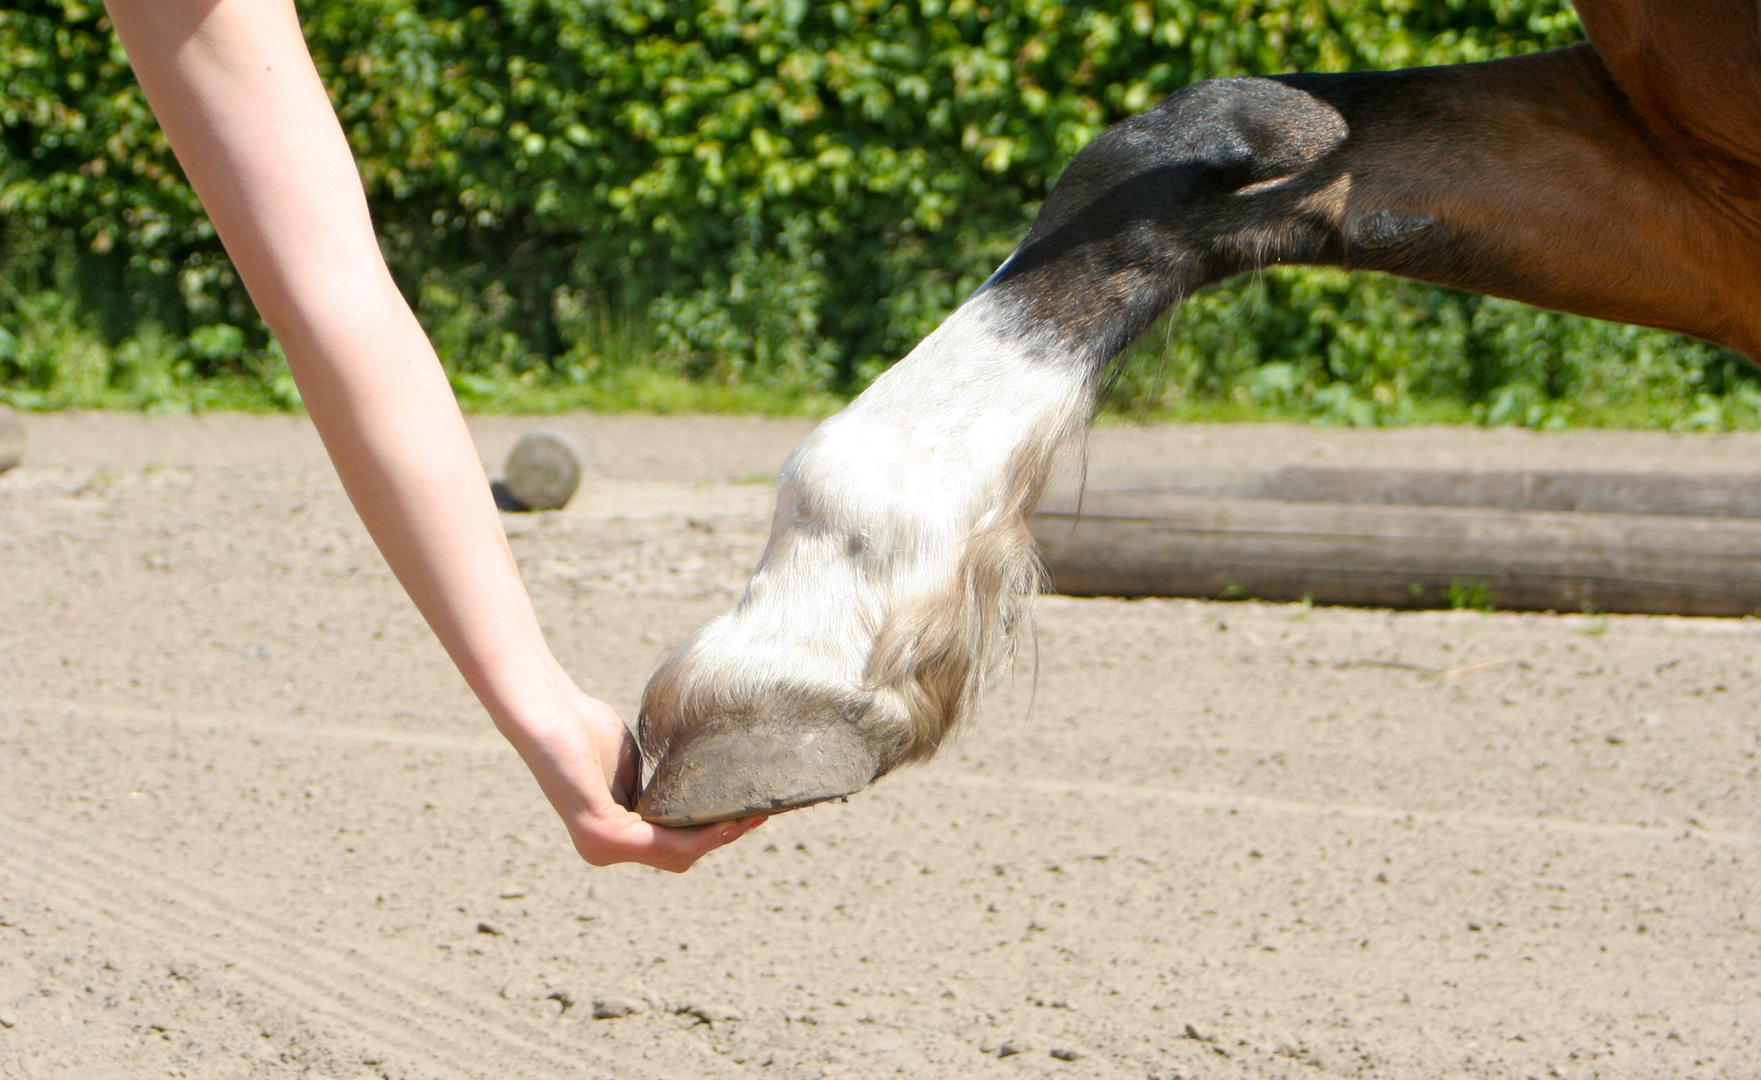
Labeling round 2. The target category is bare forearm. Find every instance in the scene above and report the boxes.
[101,0,759,866]
[297,303,565,731]
[102,0,554,730]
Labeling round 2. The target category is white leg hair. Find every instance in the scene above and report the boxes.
[639,287,1095,776]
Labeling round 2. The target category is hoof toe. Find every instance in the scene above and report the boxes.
[636,716,882,827]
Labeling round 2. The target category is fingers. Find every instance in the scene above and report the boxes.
[650,814,768,873]
[637,815,765,874]
[572,809,767,873]
[515,688,770,872]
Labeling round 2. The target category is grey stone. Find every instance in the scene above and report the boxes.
[680,1002,742,1025]
[499,977,548,1001]
[591,996,643,1020]
[0,405,23,474]
[502,430,583,511]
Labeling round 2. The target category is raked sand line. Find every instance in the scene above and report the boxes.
[3,698,509,753]
[0,812,749,1080]
[908,771,1760,848]
[8,698,1752,849]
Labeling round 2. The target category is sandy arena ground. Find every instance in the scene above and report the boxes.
[1,413,1757,1080]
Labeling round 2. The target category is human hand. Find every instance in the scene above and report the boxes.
[503,685,765,873]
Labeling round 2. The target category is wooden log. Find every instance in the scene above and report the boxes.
[1032,490,1761,616]
[0,405,22,474]
[1078,464,1761,518]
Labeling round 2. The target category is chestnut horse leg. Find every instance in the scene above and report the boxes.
[1571,0,1761,207]
[1277,43,1761,356]
[635,41,1761,825]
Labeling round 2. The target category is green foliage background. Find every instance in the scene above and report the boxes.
[1,0,1756,426]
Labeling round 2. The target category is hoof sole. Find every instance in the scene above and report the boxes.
[636,716,881,827]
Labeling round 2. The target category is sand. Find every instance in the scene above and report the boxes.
[0,412,1756,1080]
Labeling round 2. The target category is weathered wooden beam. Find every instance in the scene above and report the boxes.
[1076,464,1761,518]
[1032,488,1761,616]
[0,405,22,474]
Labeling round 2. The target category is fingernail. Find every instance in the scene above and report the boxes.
[720,826,738,840]
[745,819,765,831]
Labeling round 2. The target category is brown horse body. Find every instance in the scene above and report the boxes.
[1326,1,1761,355]
[634,2,1761,825]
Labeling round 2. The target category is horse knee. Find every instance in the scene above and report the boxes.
[1047,77,1349,223]
[988,77,1355,352]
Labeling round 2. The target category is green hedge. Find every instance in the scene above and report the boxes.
[1,0,1754,425]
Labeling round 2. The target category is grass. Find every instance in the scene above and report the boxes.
[7,277,1761,432]
[1447,580,1496,612]
[10,330,1760,432]
[0,297,843,418]
[1091,391,1761,431]
[445,368,845,417]
[11,358,1761,430]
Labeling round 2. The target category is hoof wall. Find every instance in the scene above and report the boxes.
[637,717,881,827]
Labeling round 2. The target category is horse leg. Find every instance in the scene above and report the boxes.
[1572,0,1761,205]
[636,280,1098,824]
[1276,43,1761,354]
[635,43,1761,825]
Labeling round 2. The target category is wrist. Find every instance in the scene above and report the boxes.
[451,637,573,734]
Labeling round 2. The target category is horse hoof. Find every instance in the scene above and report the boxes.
[636,714,882,827]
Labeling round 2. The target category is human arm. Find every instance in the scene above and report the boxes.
[101,0,761,869]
